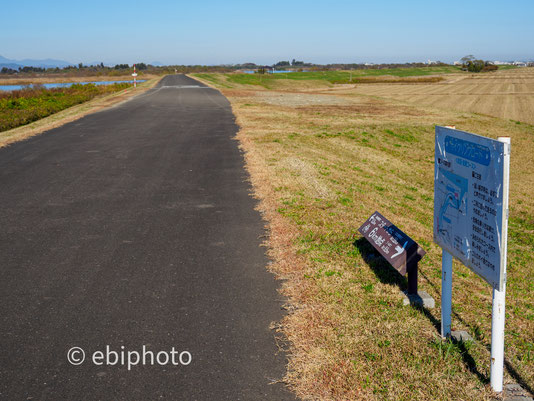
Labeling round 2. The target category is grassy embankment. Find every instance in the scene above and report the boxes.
[0,74,158,86]
[0,77,161,147]
[196,66,465,89]
[0,83,131,132]
[192,70,533,400]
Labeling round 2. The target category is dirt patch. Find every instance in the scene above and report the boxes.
[220,89,258,98]
[257,92,350,107]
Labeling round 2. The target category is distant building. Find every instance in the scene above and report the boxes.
[513,61,527,67]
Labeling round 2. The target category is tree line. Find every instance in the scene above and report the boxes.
[1,56,516,77]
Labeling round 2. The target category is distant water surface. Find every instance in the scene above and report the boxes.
[242,70,303,74]
[0,80,146,91]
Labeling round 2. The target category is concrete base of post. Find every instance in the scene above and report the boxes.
[401,290,435,308]
[501,383,534,401]
[449,330,473,343]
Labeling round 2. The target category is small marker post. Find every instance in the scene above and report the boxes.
[132,64,138,88]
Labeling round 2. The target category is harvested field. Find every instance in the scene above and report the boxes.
[192,71,534,400]
[351,67,534,124]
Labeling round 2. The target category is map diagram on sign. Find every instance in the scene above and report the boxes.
[433,126,508,291]
[435,168,469,259]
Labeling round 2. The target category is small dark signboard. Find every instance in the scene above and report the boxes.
[358,211,426,276]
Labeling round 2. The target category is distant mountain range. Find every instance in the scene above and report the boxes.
[0,55,73,69]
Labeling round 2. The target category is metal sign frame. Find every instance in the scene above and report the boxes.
[434,126,511,393]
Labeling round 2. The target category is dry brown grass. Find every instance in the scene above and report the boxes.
[0,77,162,147]
[193,72,534,400]
[345,76,444,84]
[350,67,534,124]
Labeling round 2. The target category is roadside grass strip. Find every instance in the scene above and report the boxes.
[193,72,534,400]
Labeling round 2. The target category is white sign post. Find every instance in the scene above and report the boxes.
[433,126,511,392]
[132,64,137,88]
[490,136,510,392]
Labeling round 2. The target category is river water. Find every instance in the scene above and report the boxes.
[0,80,146,91]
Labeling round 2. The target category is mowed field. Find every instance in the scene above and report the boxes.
[351,67,534,124]
[192,69,534,400]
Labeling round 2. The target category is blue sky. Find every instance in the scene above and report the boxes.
[2,0,533,65]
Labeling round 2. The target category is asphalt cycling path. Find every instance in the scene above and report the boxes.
[0,75,295,400]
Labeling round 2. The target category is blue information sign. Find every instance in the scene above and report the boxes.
[434,126,510,290]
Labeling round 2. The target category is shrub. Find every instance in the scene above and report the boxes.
[465,60,485,73]
[482,64,498,72]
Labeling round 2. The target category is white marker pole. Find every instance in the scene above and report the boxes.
[491,284,506,392]
[441,249,453,338]
[490,137,511,393]
[133,64,137,88]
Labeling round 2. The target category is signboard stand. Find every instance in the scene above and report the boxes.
[434,127,511,393]
[358,212,435,309]
[403,264,435,308]
[491,284,506,392]
[440,250,453,338]
[490,136,511,393]
[407,260,418,295]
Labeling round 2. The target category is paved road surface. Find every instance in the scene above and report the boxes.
[0,75,294,400]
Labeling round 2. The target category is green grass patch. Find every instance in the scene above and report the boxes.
[0,83,131,132]
[195,66,464,89]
